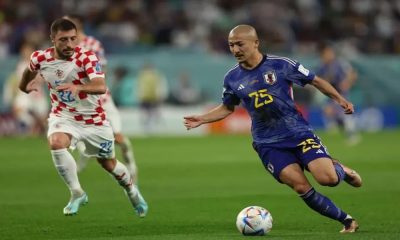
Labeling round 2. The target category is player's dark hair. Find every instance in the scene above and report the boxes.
[50,18,77,37]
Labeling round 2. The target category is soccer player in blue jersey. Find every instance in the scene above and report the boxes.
[316,43,360,145]
[184,25,362,233]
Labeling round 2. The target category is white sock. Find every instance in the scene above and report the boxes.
[345,214,353,220]
[111,161,138,195]
[120,137,137,178]
[76,141,86,153]
[121,137,135,163]
[76,141,90,172]
[51,148,83,198]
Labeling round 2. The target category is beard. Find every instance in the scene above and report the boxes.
[56,47,74,59]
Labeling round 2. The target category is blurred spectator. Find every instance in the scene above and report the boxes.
[137,63,168,133]
[1,0,400,56]
[169,71,202,106]
[11,42,49,135]
[2,67,19,112]
[0,11,12,58]
[110,66,137,106]
[315,42,360,145]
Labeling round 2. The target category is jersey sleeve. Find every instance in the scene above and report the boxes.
[286,60,316,87]
[222,74,240,106]
[81,51,105,80]
[88,39,107,67]
[29,51,42,72]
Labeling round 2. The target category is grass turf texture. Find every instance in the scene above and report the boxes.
[0,130,399,239]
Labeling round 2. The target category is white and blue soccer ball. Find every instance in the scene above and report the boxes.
[236,206,273,236]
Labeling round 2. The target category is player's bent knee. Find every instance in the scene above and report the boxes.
[49,139,68,150]
[97,158,116,172]
[114,133,124,144]
[316,174,339,187]
[48,133,70,150]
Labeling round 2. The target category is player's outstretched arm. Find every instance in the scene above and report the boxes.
[56,77,107,96]
[183,104,234,130]
[311,76,354,114]
[19,67,38,93]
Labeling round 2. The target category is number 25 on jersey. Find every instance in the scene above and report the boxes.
[248,89,273,108]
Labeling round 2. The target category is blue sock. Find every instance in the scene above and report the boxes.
[301,188,348,223]
[333,162,346,185]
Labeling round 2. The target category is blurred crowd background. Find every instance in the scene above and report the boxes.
[2,0,400,56]
[0,0,399,136]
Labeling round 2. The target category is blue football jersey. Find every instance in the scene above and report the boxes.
[222,54,316,144]
[315,59,349,94]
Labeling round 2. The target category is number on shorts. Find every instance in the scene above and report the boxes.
[297,138,321,153]
[99,140,113,157]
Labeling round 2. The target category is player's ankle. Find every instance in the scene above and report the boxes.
[71,189,84,198]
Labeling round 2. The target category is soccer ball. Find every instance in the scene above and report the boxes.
[236,206,273,236]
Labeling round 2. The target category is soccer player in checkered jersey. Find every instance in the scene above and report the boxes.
[184,25,361,233]
[18,18,147,217]
[63,14,138,179]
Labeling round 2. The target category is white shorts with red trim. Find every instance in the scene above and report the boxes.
[47,116,115,159]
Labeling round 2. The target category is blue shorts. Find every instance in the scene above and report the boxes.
[252,135,331,183]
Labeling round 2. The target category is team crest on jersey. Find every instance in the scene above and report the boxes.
[263,71,277,85]
[55,69,64,78]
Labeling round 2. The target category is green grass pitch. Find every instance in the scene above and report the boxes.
[0,130,399,239]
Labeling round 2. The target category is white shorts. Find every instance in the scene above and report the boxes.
[102,97,122,133]
[47,116,115,159]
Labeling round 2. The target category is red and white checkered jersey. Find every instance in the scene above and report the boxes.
[80,36,107,67]
[80,36,112,104]
[29,47,107,125]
